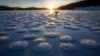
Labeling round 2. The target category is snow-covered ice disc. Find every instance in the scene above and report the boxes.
[33,43,52,52]
[22,34,37,40]
[33,38,46,44]
[68,26,80,30]
[60,43,78,52]
[9,41,29,50]
[30,28,42,32]
[80,39,99,48]
[5,26,17,31]
[44,32,61,38]
[60,35,76,43]
[45,24,56,28]
[0,36,9,42]
[90,26,100,31]
[16,29,28,33]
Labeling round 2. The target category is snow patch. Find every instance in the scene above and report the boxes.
[60,43,78,52]
[33,43,52,52]
[80,39,99,48]
[9,41,29,50]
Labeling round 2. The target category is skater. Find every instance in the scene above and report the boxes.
[55,10,59,17]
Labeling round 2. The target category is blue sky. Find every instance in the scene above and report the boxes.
[0,0,82,8]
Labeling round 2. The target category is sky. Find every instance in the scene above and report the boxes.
[0,0,82,8]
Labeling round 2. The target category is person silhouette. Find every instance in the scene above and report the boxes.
[55,10,59,17]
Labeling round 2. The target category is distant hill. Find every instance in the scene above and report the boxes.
[0,6,46,10]
[0,6,13,10]
[58,0,100,10]
[74,6,100,10]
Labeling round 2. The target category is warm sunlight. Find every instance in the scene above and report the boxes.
[47,1,55,14]
[48,4,54,14]
[49,4,54,10]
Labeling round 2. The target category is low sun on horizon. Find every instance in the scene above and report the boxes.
[47,1,56,14]
[48,4,55,14]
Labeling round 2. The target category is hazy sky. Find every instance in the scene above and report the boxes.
[0,0,82,8]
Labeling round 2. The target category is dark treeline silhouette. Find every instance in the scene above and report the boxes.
[0,6,46,10]
[58,0,100,10]
[0,6,13,10]
[0,0,100,10]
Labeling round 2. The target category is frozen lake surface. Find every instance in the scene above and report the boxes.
[0,10,100,56]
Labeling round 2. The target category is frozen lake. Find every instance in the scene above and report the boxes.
[0,10,100,56]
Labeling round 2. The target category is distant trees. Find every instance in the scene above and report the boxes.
[0,6,13,10]
[58,0,100,10]
[0,6,46,10]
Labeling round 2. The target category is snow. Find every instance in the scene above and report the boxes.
[33,43,52,52]
[5,26,17,31]
[44,32,61,38]
[45,24,56,28]
[16,29,28,33]
[60,35,76,43]
[30,28,42,32]
[60,43,78,52]
[22,34,37,40]
[9,41,29,50]
[0,36,9,42]
[90,26,100,31]
[0,32,9,42]
[80,39,99,48]
[33,38,46,44]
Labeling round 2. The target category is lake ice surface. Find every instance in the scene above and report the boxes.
[0,10,100,56]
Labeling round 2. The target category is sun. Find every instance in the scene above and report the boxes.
[48,4,54,10]
[47,2,55,14]
[48,4,54,14]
